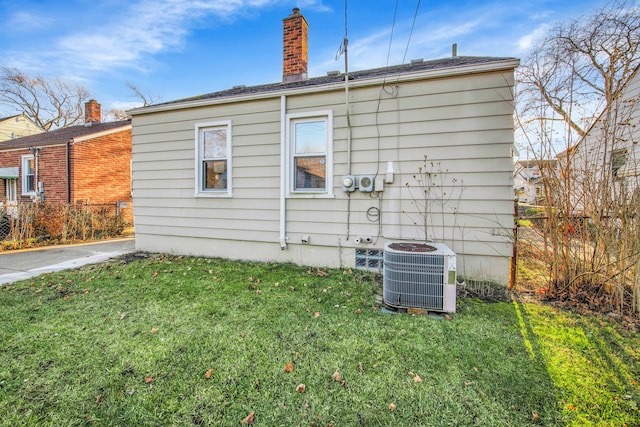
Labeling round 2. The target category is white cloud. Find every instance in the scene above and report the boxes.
[295,0,333,13]
[110,100,145,111]
[5,11,53,31]
[313,9,485,75]
[517,24,551,54]
[54,0,280,72]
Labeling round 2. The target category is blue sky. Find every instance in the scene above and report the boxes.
[0,0,607,115]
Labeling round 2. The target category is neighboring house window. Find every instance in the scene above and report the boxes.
[21,155,35,195]
[287,111,333,196]
[195,121,232,196]
[611,149,628,179]
[6,179,17,202]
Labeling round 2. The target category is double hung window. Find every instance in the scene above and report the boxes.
[21,155,35,195]
[287,111,333,196]
[195,121,232,196]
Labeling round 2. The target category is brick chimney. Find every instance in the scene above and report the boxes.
[282,7,308,82]
[84,99,101,124]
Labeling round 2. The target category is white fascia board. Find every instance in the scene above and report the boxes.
[71,124,132,144]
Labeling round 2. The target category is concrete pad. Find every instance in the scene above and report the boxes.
[0,238,135,285]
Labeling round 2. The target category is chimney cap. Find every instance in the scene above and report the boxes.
[291,7,300,15]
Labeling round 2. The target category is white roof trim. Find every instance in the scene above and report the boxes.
[71,124,132,143]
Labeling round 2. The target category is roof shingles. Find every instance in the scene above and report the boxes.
[0,120,131,150]
[154,56,517,108]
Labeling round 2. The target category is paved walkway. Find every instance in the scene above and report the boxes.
[0,237,135,285]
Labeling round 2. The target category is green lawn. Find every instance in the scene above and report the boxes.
[0,254,638,426]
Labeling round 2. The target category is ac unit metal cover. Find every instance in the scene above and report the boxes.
[383,242,457,313]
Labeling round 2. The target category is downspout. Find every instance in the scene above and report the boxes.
[34,148,39,201]
[344,37,351,175]
[66,140,71,204]
[279,95,288,249]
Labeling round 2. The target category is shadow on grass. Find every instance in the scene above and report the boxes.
[1,255,638,426]
[512,296,640,426]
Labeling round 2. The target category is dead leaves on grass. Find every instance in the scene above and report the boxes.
[241,411,255,424]
[409,371,423,383]
[307,268,329,277]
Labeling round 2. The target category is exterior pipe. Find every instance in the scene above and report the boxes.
[66,140,71,203]
[279,95,288,249]
[344,37,351,175]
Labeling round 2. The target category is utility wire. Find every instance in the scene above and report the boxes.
[385,0,399,67]
[401,0,421,64]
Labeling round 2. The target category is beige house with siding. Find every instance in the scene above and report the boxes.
[561,65,640,209]
[129,8,519,286]
[0,113,43,142]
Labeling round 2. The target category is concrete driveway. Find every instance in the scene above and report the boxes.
[0,238,135,285]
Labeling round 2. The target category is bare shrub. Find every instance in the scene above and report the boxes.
[0,201,127,249]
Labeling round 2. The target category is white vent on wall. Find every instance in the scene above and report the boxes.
[383,242,457,313]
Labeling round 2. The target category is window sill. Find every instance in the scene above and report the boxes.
[194,191,233,198]
[287,193,335,199]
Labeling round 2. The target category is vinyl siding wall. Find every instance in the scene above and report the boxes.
[132,69,516,284]
[568,70,640,206]
[0,115,43,142]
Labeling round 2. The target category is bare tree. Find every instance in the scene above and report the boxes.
[517,0,640,151]
[516,1,640,316]
[127,82,158,107]
[104,82,159,121]
[104,108,131,122]
[0,67,90,131]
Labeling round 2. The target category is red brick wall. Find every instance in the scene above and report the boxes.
[37,145,67,202]
[0,147,68,203]
[0,128,132,207]
[70,129,132,205]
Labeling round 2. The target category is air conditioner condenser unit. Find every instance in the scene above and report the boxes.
[383,242,457,313]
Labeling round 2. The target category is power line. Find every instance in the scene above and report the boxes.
[385,0,399,67]
[401,0,422,64]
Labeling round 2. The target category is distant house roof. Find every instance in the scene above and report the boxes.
[515,159,558,169]
[0,114,22,123]
[131,56,519,114]
[0,120,131,150]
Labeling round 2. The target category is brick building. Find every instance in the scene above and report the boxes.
[0,100,132,217]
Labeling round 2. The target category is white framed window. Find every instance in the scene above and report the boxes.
[286,111,333,197]
[195,121,232,197]
[611,149,628,179]
[21,155,35,195]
